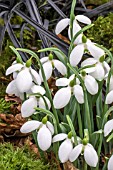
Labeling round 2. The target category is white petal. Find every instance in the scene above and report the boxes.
[108,155,113,170]
[74,85,84,104]
[31,85,45,95]
[53,133,67,143]
[13,72,18,79]
[75,15,91,25]
[90,63,105,81]
[6,80,18,95]
[81,58,97,67]
[84,75,98,95]
[39,61,52,81]
[69,44,84,66]
[104,119,113,137]
[46,121,54,135]
[69,74,75,81]
[55,18,70,35]
[20,120,41,133]
[69,144,83,162]
[84,144,98,167]
[40,57,49,64]
[21,97,38,117]
[105,91,113,104]
[58,139,73,163]
[38,96,51,110]
[69,75,80,85]
[56,78,69,86]
[16,68,33,93]
[87,42,105,59]
[109,75,113,91]
[53,87,71,109]
[6,63,23,75]
[30,68,41,85]
[68,20,82,44]
[38,125,52,151]
[103,61,110,76]
[54,60,67,75]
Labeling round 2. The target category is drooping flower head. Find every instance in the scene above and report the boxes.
[55,15,91,44]
[39,53,67,81]
[6,58,41,95]
[21,84,51,117]
[69,138,98,167]
[53,132,74,163]
[69,36,105,67]
[20,117,54,151]
[53,74,84,109]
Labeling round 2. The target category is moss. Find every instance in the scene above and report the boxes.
[85,0,110,6]
[0,98,14,114]
[0,143,52,170]
[86,13,113,53]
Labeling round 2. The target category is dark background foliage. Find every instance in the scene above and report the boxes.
[0,0,113,61]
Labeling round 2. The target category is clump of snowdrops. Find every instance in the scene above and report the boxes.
[5,1,113,170]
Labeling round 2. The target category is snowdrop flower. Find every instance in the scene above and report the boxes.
[39,54,67,81]
[6,79,24,100]
[108,154,113,170]
[55,15,91,44]
[105,75,113,104]
[104,119,113,137]
[70,36,105,67]
[6,59,41,93]
[80,70,98,95]
[53,132,74,163]
[81,55,110,81]
[69,141,98,167]
[21,84,51,117]
[20,117,54,151]
[53,74,84,109]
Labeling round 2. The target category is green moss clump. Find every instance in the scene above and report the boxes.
[85,0,110,6]
[0,143,52,170]
[86,13,113,53]
[0,98,13,113]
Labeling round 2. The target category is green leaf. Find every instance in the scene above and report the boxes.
[107,132,113,142]
[66,115,77,145]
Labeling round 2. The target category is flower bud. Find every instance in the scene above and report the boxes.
[42,116,48,124]
[82,35,87,43]
[82,138,88,145]
[69,79,75,87]
[68,131,73,139]
[99,55,105,63]
[49,53,53,60]
[26,58,32,67]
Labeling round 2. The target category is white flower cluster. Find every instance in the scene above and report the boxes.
[5,13,113,169]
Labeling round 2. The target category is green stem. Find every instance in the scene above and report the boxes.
[83,161,87,170]
[77,102,83,138]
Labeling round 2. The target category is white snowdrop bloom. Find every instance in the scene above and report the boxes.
[81,56,110,81]
[6,61,41,93]
[21,85,51,117]
[105,91,113,104]
[70,37,105,67]
[39,54,67,81]
[105,75,113,104]
[80,70,98,95]
[20,119,54,151]
[104,119,113,137]
[6,79,24,100]
[108,154,113,170]
[69,143,98,167]
[53,133,74,163]
[53,75,84,109]
[55,15,91,44]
